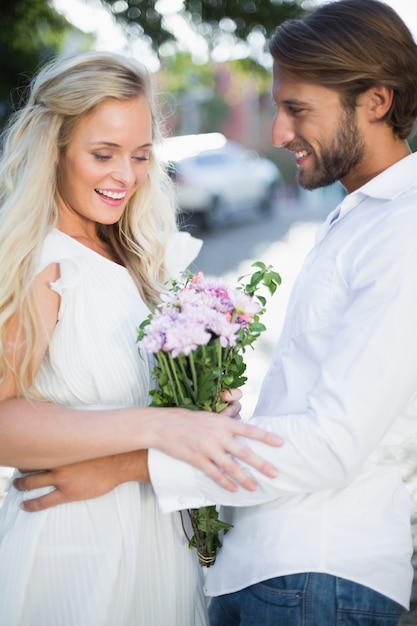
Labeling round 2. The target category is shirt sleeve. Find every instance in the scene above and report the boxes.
[148,448,215,510]
[150,206,417,512]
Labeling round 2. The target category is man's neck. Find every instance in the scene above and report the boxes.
[341,139,411,194]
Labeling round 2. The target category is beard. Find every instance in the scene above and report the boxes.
[296,106,366,190]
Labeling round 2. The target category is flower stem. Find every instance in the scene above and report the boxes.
[214,339,223,411]
[167,353,187,405]
[189,352,198,401]
[178,354,197,404]
[157,352,180,405]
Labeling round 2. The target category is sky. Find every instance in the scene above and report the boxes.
[385,0,417,37]
[352,0,417,38]
[52,0,417,70]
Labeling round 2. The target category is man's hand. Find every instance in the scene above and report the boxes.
[14,450,149,512]
[219,388,242,419]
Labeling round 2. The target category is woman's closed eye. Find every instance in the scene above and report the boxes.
[92,152,112,161]
[92,153,150,162]
[133,154,150,162]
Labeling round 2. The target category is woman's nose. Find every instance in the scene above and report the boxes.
[112,158,137,187]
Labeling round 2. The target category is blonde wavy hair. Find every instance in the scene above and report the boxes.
[0,51,178,396]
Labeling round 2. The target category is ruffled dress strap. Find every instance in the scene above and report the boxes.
[164,231,203,280]
[37,228,83,319]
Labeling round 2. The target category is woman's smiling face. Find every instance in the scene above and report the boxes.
[56,95,153,231]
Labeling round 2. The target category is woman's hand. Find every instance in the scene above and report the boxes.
[151,406,283,493]
[12,393,284,511]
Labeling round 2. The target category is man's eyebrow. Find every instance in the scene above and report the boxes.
[281,98,309,106]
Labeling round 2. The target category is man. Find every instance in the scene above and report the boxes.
[13,1,417,623]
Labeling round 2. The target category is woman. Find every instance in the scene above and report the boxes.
[0,51,279,625]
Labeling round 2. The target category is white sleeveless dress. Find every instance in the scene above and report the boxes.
[0,229,208,626]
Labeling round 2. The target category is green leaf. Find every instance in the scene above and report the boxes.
[251,261,267,269]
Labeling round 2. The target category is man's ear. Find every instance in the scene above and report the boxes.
[365,85,394,122]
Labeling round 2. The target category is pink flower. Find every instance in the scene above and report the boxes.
[191,271,204,285]
[237,313,253,323]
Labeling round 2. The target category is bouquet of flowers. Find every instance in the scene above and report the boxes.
[137,261,281,567]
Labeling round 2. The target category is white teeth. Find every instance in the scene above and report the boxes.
[96,189,126,200]
[294,150,309,159]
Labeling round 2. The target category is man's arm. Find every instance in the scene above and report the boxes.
[14,450,150,512]
[12,390,259,512]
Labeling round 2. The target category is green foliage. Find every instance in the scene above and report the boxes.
[158,52,217,93]
[100,0,306,67]
[185,505,232,567]
[0,0,306,130]
[0,0,72,126]
[100,0,173,48]
[184,0,305,41]
[239,260,282,299]
[228,57,273,92]
[0,0,68,55]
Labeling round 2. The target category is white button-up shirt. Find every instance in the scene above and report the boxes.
[149,152,417,608]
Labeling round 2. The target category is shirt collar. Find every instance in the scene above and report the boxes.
[316,151,417,241]
[358,151,417,201]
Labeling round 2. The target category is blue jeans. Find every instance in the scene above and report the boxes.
[208,573,405,626]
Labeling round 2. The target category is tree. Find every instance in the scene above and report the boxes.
[182,0,305,40]
[100,0,306,63]
[0,0,73,125]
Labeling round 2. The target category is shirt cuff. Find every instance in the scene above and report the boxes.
[148,448,214,513]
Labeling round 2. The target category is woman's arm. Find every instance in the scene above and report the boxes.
[2,267,281,497]
[12,390,281,511]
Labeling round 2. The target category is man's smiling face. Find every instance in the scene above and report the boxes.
[271,62,366,191]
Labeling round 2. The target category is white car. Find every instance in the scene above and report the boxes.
[160,133,281,229]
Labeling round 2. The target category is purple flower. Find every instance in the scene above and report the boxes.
[139,270,267,360]
[164,316,211,357]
